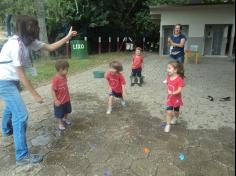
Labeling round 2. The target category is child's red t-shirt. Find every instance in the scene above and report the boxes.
[106,71,126,93]
[132,55,144,69]
[166,75,185,107]
[52,75,70,104]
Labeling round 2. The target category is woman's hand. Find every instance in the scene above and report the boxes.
[17,67,44,103]
[33,94,44,104]
[66,27,77,40]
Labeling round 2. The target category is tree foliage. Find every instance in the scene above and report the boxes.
[0,0,234,43]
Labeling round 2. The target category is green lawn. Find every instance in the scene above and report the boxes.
[28,52,128,87]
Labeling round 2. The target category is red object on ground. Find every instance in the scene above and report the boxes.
[144,147,150,154]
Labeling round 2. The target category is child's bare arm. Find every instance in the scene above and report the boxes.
[51,89,60,106]
[170,87,183,95]
[105,73,112,93]
[107,83,112,92]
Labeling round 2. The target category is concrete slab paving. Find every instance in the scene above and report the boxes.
[0,54,235,175]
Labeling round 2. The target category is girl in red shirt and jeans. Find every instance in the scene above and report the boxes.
[164,61,185,133]
[106,61,127,114]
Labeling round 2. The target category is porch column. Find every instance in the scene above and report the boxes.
[229,24,235,58]
[159,26,163,56]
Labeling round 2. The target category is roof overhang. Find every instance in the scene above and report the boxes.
[150,3,235,15]
[150,3,235,23]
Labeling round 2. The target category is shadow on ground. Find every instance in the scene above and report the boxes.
[0,93,235,176]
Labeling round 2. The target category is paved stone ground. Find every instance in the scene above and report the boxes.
[0,53,235,176]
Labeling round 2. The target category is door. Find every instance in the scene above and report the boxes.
[204,25,230,56]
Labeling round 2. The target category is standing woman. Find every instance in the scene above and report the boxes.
[0,15,77,165]
[168,24,187,64]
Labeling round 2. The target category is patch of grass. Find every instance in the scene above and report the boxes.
[28,52,129,87]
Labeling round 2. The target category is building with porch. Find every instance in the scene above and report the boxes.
[150,2,235,57]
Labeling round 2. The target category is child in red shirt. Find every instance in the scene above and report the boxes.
[51,60,72,130]
[164,61,185,133]
[106,61,127,114]
[131,47,144,87]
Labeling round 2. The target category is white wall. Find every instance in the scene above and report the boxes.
[160,6,235,37]
[157,5,235,55]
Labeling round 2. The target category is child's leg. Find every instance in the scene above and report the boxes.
[61,102,72,125]
[120,97,127,107]
[131,70,136,84]
[63,114,71,125]
[137,77,141,84]
[171,107,180,125]
[174,107,180,119]
[131,76,135,83]
[137,69,142,84]
[58,118,65,130]
[164,110,173,132]
[166,110,174,125]
[174,112,180,119]
[107,96,114,114]
[108,96,113,108]
[63,114,68,119]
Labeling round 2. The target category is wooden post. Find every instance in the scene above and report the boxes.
[117,37,120,52]
[66,41,70,58]
[98,36,101,54]
[143,37,146,51]
[109,37,111,53]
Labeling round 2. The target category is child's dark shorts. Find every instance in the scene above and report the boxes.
[166,106,180,112]
[132,68,142,77]
[109,91,123,99]
[54,101,72,119]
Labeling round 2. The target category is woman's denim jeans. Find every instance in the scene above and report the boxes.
[0,80,29,160]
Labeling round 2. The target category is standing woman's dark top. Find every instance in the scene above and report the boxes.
[168,24,187,64]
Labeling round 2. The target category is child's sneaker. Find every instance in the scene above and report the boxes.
[59,124,66,131]
[63,119,71,126]
[106,108,112,115]
[121,101,127,108]
[164,124,171,133]
[171,117,177,125]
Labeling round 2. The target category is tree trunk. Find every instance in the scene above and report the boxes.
[33,0,49,56]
